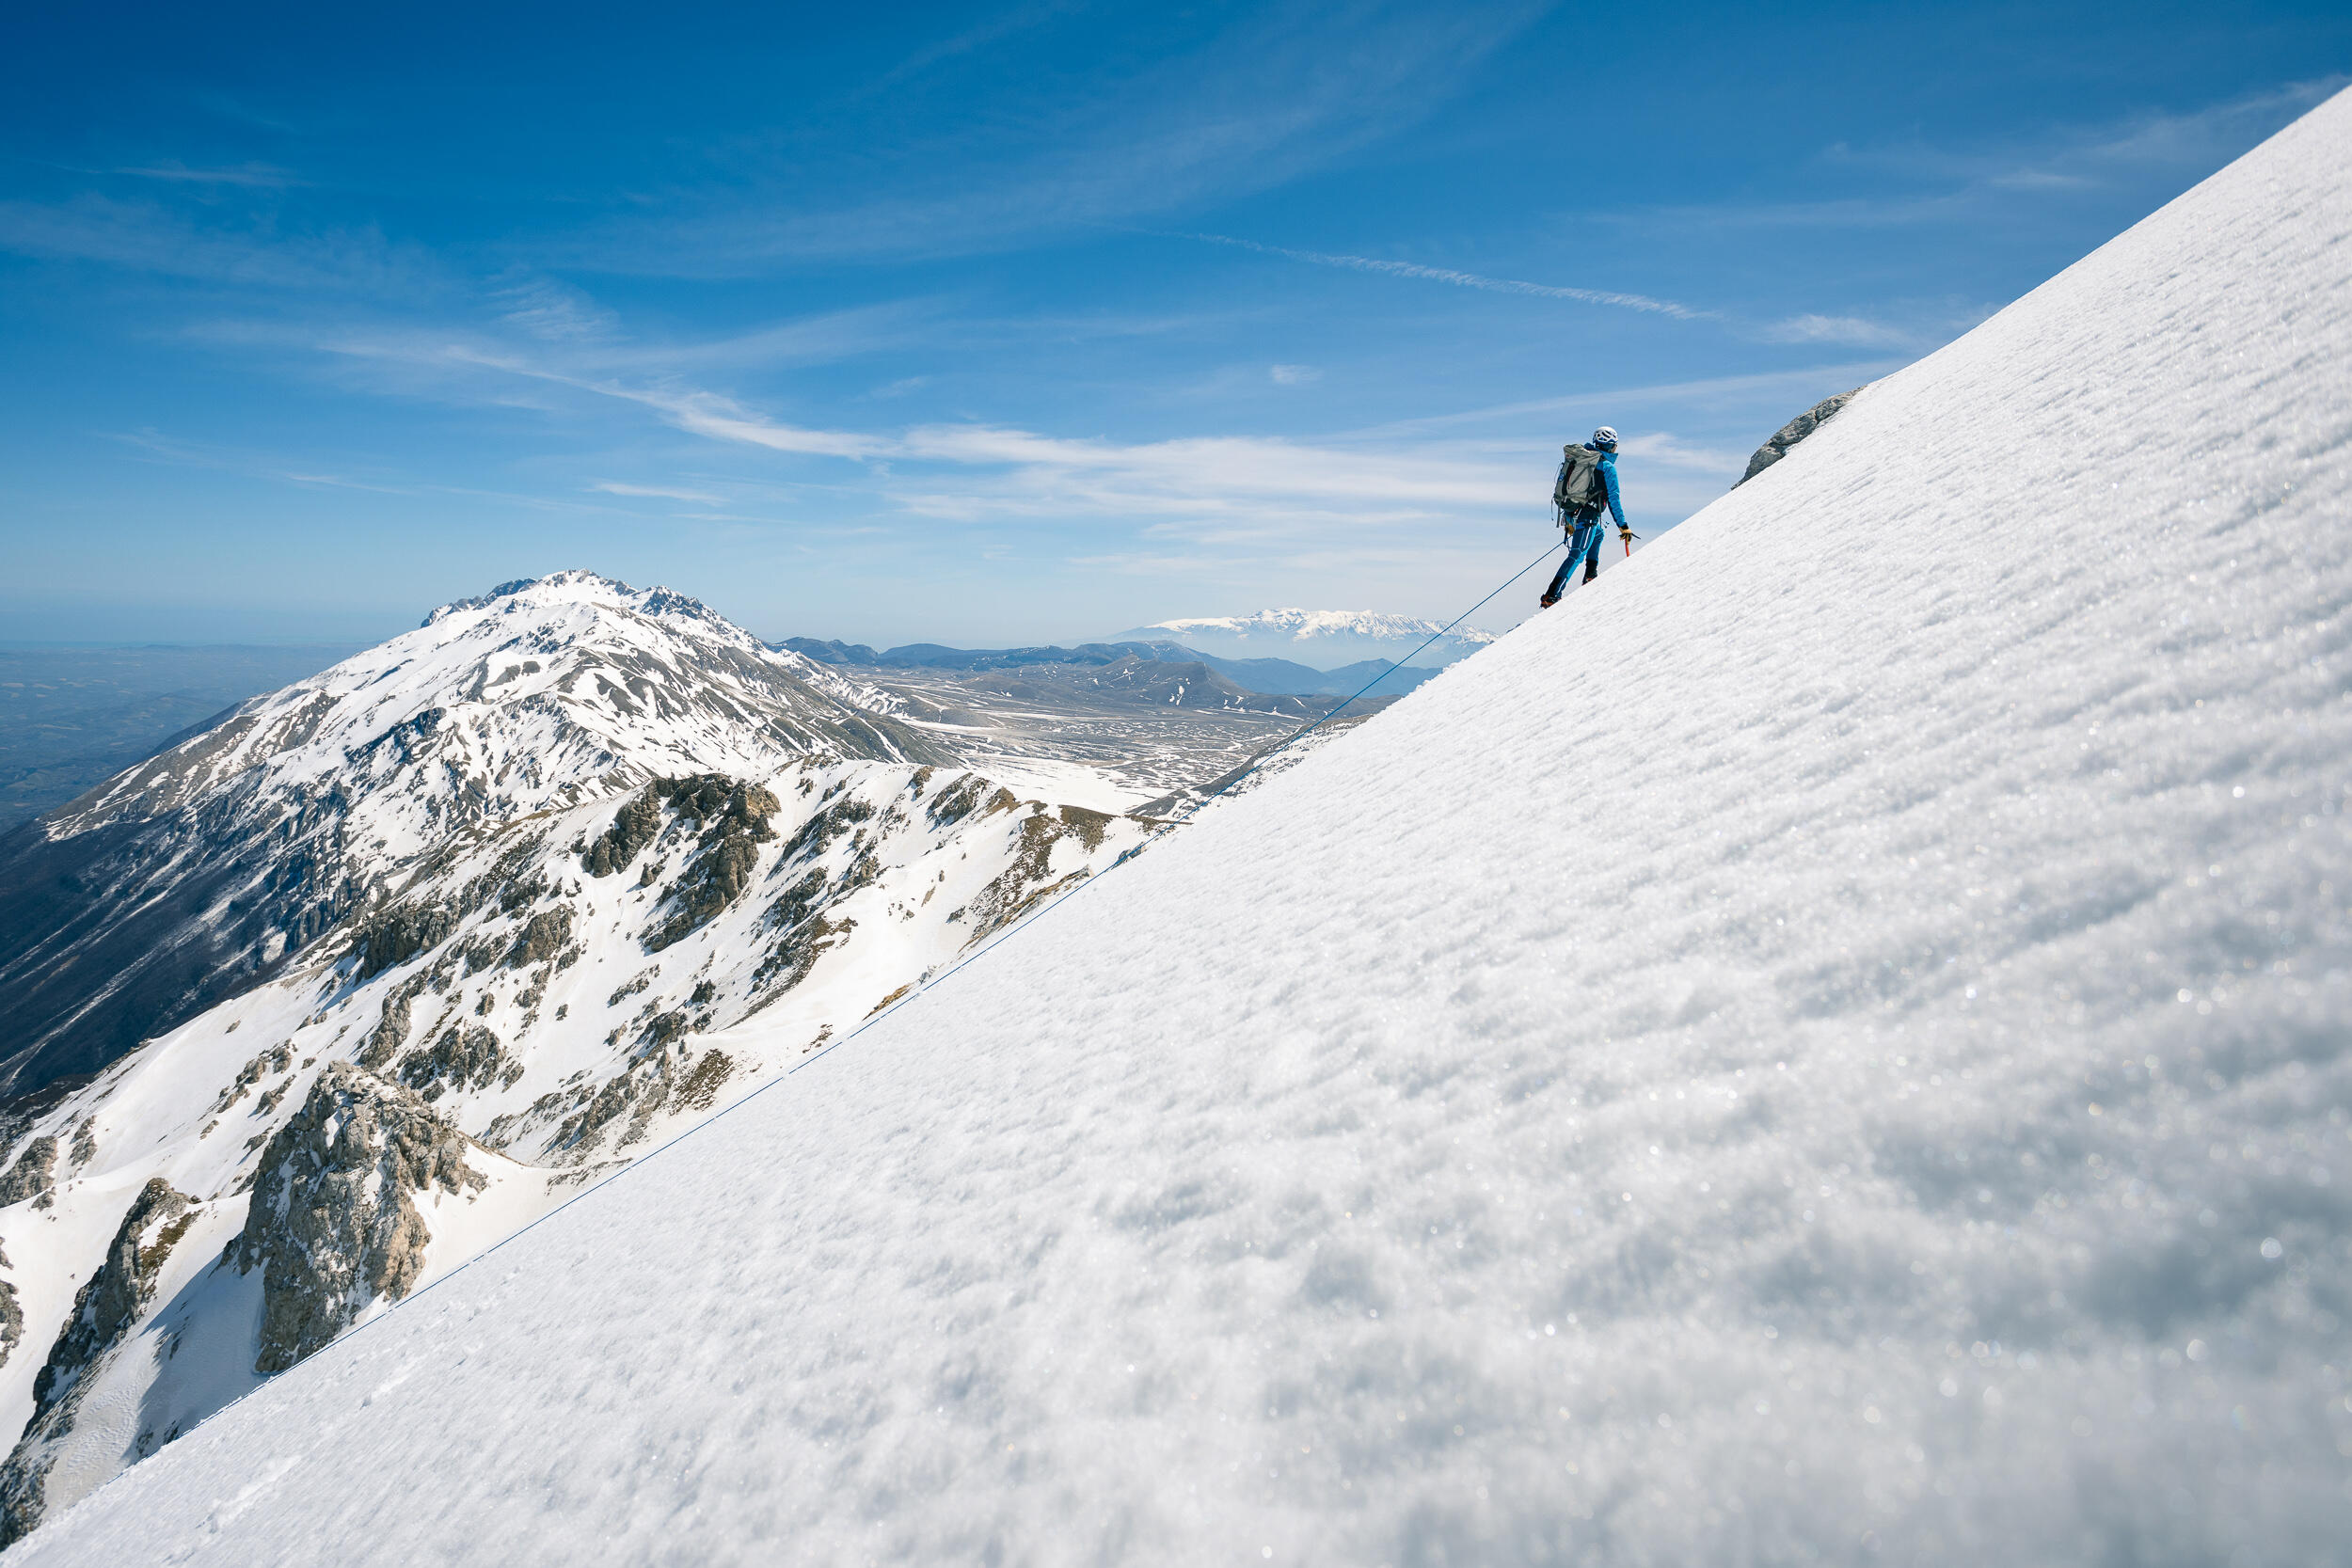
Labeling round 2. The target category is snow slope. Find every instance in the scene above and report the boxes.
[0,755,1153,1529]
[1109,608,1500,669]
[20,88,2352,1568]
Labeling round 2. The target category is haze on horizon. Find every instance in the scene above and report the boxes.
[2,0,2345,651]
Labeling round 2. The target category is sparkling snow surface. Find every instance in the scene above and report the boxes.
[24,93,2352,1568]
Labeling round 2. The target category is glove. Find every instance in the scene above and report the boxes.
[1618,527,1634,543]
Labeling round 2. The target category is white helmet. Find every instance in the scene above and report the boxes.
[1591,426,1618,449]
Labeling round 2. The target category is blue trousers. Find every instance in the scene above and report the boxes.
[1546,513,1608,598]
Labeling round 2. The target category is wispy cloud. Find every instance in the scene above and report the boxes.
[107,429,409,493]
[0,195,434,294]
[577,0,1550,270]
[1269,364,1321,386]
[591,481,726,503]
[1184,230,1705,319]
[306,326,1561,534]
[864,0,1090,94]
[1756,313,1914,349]
[1629,76,2350,235]
[1360,362,1904,436]
[493,276,621,343]
[112,161,303,188]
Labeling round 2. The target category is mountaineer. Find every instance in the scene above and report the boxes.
[1540,426,1632,609]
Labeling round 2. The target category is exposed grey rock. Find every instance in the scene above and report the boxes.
[781,791,875,863]
[1738,388,1864,485]
[0,1232,21,1372]
[231,1063,485,1375]
[66,1120,95,1171]
[641,779,781,952]
[505,906,574,968]
[0,1178,196,1545]
[539,1044,735,1160]
[210,1043,293,1115]
[0,1137,57,1210]
[396,1024,504,1101]
[356,969,433,1071]
[351,900,458,981]
[582,785,664,877]
[957,807,1096,942]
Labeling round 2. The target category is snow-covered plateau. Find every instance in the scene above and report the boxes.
[11,84,2352,1568]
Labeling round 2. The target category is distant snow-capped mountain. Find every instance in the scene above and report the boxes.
[1107,608,1499,670]
[0,572,1168,1541]
[0,571,942,1101]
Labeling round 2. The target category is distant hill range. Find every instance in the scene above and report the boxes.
[1106,608,1501,670]
[779,636,1440,698]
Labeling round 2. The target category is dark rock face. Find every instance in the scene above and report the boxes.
[583,786,665,878]
[505,907,574,969]
[0,1136,57,1210]
[605,777,783,953]
[1738,388,1865,485]
[351,901,459,981]
[0,786,356,1102]
[0,1178,197,1545]
[231,1063,485,1375]
[396,1024,505,1101]
[357,970,435,1071]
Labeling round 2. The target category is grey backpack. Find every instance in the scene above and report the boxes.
[1553,444,1606,517]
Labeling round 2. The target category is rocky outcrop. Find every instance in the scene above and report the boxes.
[583,785,664,877]
[0,1237,21,1372]
[0,1179,196,1544]
[505,907,574,968]
[231,1064,485,1375]
[531,1046,737,1162]
[395,1023,506,1101]
[351,899,459,981]
[641,778,781,952]
[956,807,1095,942]
[0,1136,57,1210]
[1738,388,1864,484]
[357,969,435,1071]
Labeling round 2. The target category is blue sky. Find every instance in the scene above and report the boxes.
[2,2,2345,648]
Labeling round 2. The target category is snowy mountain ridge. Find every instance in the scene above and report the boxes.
[0,570,941,1101]
[0,584,1165,1536]
[16,84,2349,1566]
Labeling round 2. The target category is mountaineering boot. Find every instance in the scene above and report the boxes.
[1539,591,1560,610]
[1582,557,1598,585]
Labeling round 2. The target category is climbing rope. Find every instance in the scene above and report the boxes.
[785,534,1569,1069]
[1158,537,1569,824]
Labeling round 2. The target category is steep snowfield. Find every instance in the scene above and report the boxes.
[21,90,2352,1567]
[1111,608,1500,668]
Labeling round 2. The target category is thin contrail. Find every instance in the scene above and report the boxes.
[1184,231,1707,320]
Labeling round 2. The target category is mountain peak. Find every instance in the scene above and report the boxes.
[419,571,739,641]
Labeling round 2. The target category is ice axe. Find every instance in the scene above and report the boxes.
[1621,528,1639,558]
